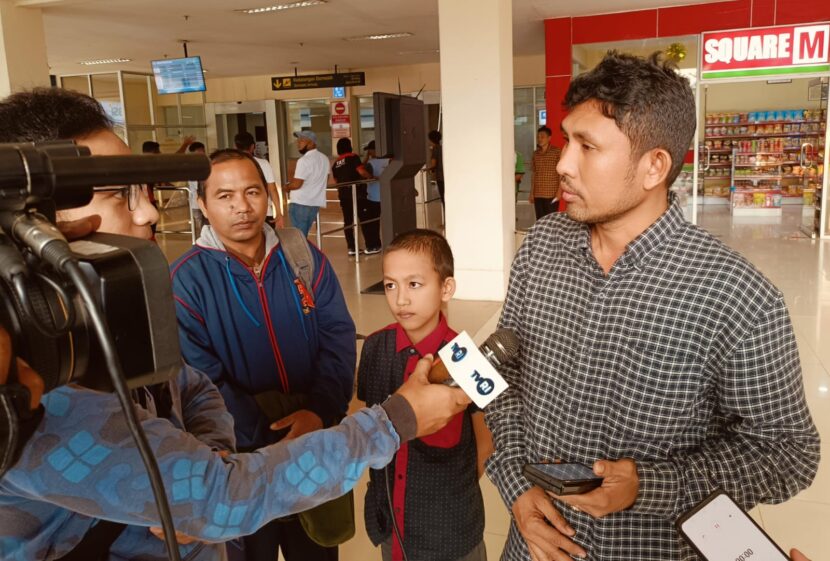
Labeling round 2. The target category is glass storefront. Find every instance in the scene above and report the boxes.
[59,71,208,153]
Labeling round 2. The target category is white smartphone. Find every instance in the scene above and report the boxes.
[676,490,790,561]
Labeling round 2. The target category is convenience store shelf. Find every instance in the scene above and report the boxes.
[731,207,783,217]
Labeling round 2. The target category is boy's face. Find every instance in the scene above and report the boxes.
[383,249,455,344]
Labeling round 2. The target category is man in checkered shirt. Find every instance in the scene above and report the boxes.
[485,51,820,561]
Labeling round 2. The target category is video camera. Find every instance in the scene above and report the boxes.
[0,140,210,476]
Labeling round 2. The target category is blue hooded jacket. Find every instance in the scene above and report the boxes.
[171,226,356,449]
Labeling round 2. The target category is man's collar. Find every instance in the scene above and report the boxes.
[562,192,686,268]
[395,313,451,355]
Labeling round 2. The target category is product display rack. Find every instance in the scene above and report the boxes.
[702,109,827,212]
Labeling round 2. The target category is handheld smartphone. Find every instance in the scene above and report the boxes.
[676,490,790,561]
[522,462,603,495]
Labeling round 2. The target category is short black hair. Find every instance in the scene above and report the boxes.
[234,132,255,150]
[386,229,454,281]
[142,141,160,154]
[336,138,353,155]
[564,51,696,187]
[428,130,442,144]
[198,149,267,201]
[189,141,205,152]
[0,87,112,143]
[537,126,552,136]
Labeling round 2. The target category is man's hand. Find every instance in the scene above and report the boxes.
[270,409,323,441]
[274,214,285,229]
[394,354,471,438]
[512,487,586,560]
[552,459,639,518]
[149,526,200,545]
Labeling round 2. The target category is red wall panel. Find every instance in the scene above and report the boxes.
[572,10,657,44]
[775,0,830,25]
[751,0,776,27]
[545,18,572,77]
[545,76,571,148]
[657,0,751,37]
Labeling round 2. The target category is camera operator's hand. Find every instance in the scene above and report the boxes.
[56,215,101,241]
[0,328,44,409]
[394,354,471,438]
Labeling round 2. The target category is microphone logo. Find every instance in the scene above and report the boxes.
[450,342,468,362]
[471,371,495,396]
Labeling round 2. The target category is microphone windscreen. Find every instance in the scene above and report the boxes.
[482,328,520,365]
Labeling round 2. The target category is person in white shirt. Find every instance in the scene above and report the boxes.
[187,142,208,238]
[234,132,283,228]
[285,130,331,237]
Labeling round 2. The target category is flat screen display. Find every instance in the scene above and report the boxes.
[151,56,206,95]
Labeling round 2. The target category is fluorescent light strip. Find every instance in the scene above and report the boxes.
[397,49,439,56]
[237,0,326,14]
[79,58,132,65]
[345,32,413,41]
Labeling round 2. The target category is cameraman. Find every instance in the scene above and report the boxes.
[0,88,471,561]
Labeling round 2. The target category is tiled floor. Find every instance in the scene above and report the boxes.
[157,201,828,560]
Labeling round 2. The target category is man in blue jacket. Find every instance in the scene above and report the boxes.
[171,148,356,561]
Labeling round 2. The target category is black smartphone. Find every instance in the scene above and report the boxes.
[676,490,790,561]
[522,462,603,495]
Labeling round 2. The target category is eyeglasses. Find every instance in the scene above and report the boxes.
[94,184,147,211]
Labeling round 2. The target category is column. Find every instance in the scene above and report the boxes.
[438,0,515,301]
[0,0,50,98]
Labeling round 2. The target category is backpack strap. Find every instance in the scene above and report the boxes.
[275,227,315,292]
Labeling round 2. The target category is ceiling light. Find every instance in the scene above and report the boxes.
[236,0,326,14]
[345,32,413,42]
[79,58,132,66]
[397,49,439,56]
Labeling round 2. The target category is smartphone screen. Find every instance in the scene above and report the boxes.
[531,463,598,481]
[678,492,789,561]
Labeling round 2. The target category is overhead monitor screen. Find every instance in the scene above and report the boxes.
[151,56,206,95]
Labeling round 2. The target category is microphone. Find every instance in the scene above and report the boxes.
[428,328,520,385]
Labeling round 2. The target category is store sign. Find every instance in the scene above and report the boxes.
[271,72,365,91]
[330,101,351,139]
[702,23,830,80]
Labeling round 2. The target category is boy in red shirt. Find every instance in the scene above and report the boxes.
[358,229,493,561]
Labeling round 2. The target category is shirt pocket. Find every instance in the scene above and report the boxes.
[418,411,464,449]
[608,339,705,444]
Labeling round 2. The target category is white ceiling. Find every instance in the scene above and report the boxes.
[32,0,727,78]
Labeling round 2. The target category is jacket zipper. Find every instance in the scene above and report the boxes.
[232,250,291,393]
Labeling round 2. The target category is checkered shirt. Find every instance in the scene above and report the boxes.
[531,145,561,199]
[485,201,820,560]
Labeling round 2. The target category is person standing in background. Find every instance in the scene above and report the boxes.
[332,138,381,256]
[187,141,208,238]
[234,132,283,228]
[364,140,387,250]
[285,130,330,238]
[529,126,561,220]
[427,130,444,206]
[515,151,526,200]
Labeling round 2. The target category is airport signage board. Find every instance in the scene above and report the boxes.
[701,23,830,80]
[272,72,365,91]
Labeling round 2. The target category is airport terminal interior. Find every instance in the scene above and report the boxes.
[1,0,830,559]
